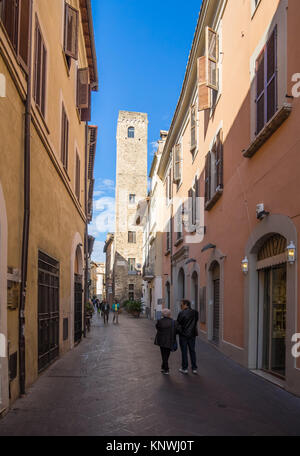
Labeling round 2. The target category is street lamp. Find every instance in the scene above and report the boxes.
[242,257,249,274]
[287,241,296,264]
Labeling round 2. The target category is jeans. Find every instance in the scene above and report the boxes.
[113,312,119,324]
[160,347,171,371]
[179,336,197,370]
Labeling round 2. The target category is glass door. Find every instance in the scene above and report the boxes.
[262,264,286,378]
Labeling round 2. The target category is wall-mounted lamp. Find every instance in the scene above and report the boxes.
[241,257,249,274]
[287,241,296,264]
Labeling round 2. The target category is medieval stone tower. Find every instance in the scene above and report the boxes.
[113,111,148,303]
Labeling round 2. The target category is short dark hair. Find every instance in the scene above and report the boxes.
[181,299,191,308]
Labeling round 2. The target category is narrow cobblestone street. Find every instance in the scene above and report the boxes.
[1,312,300,436]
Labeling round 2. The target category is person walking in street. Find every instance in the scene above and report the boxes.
[102,301,110,325]
[154,308,179,375]
[112,301,120,324]
[177,299,199,375]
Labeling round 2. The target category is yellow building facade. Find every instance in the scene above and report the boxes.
[0,0,98,411]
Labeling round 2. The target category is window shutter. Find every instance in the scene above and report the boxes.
[190,106,196,150]
[18,0,30,71]
[195,176,200,224]
[61,104,69,170]
[64,2,78,60]
[256,51,265,135]
[34,24,42,108]
[168,168,172,199]
[2,0,19,50]
[197,56,210,111]
[80,86,91,121]
[216,130,224,190]
[266,27,277,122]
[173,144,182,182]
[41,43,47,117]
[205,152,211,204]
[205,26,218,91]
[188,188,193,231]
[77,68,89,109]
[75,153,80,200]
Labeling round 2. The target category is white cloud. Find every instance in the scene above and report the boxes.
[91,240,106,263]
[150,141,159,157]
[94,178,115,194]
[89,196,115,236]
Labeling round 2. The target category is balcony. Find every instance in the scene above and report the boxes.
[142,265,155,281]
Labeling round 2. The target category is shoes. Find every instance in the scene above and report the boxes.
[179,368,188,374]
[192,369,198,374]
[161,370,169,375]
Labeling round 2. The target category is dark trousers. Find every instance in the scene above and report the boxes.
[179,336,197,370]
[160,347,171,371]
[103,311,109,324]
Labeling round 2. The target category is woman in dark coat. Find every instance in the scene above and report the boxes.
[154,308,179,375]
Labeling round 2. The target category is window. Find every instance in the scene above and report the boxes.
[128,231,136,244]
[129,284,134,301]
[190,106,196,154]
[166,219,171,252]
[128,258,136,272]
[75,152,80,201]
[173,143,182,183]
[129,194,136,204]
[33,18,47,117]
[175,203,184,242]
[165,168,172,204]
[255,27,277,135]
[64,2,78,60]
[205,130,223,210]
[0,0,30,71]
[61,103,69,171]
[197,26,219,111]
[188,177,199,231]
[128,127,135,138]
[77,67,91,121]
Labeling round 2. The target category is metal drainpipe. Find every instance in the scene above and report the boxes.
[19,0,33,396]
[83,122,89,338]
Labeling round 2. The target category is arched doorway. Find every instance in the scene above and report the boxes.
[211,261,220,344]
[165,282,170,310]
[191,271,198,312]
[74,245,83,344]
[257,234,287,378]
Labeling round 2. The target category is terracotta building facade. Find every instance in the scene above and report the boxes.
[155,0,300,396]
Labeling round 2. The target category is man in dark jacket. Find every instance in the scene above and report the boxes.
[177,299,199,374]
[154,309,179,374]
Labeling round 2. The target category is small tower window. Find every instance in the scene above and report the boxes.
[128,127,135,138]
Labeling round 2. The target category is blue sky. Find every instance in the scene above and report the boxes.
[89,0,202,262]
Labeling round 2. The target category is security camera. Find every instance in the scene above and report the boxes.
[256,203,270,220]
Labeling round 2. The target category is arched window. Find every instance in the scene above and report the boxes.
[128,127,135,138]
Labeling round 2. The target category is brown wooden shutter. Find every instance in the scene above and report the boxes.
[267,27,277,122]
[188,188,193,231]
[61,104,69,170]
[41,43,47,116]
[216,130,224,190]
[2,0,19,50]
[205,152,211,204]
[77,68,89,109]
[168,168,172,200]
[80,86,91,121]
[18,0,30,70]
[64,2,78,60]
[198,56,210,111]
[256,50,265,135]
[75,153,80,200]
[205,26,218,91]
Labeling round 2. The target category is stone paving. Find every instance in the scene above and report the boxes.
[1,312,300,436]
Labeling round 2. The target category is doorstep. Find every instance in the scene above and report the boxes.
[250,369,286,389]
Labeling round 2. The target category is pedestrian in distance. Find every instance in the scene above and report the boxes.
[102,301,110,325]
[154,308,179,375]
[177,299,199,375]
[112,301,120,324]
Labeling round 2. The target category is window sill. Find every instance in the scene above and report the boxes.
[251,0,262,19]
[174,237,183,247]
[34,103,50,135]
[192,149,199,164]
[62,49,71,76]
[243,104,292,158]
[62,165,71,182]
[205,188,223,211]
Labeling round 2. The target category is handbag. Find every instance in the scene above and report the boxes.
[171,320,178,352]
